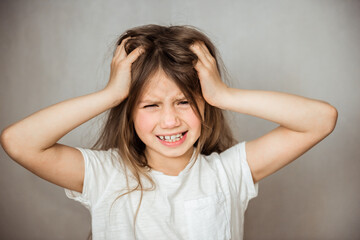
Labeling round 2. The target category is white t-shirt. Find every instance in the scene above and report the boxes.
[65,141,259,240]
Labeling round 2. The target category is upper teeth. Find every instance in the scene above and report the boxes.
[159,133,183,140]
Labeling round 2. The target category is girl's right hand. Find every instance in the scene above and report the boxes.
[104,37,144,103]
[1,37,144,195]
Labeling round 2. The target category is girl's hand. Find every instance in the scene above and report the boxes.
[104,37,144,103]
[190,41,229,107]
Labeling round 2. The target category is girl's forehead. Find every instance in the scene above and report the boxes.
[139,82,185,102]
[139,71,185,100]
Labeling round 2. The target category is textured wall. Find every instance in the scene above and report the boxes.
[0,0,359,239]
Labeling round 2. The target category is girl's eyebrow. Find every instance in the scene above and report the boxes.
[139,95,187,104]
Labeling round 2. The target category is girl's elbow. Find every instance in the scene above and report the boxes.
[0,127,22,160]
[0,127,11,151]
[323,104,338,134]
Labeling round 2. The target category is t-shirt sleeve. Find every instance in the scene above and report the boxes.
[64,147,119,210]
[219,141,259,204]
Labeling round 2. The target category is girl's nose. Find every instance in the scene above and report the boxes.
[160,107,181,128]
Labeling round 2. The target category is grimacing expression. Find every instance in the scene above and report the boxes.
[132,69,205,163]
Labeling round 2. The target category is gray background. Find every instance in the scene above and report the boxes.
[0,0,359,239]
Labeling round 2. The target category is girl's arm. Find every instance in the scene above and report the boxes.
[0,38,144,192]
[190,41,338,183]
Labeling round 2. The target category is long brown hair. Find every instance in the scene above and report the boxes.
[89,24,236,239]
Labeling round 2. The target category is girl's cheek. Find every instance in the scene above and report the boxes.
[186,109,202,128]
[135,111,158,131]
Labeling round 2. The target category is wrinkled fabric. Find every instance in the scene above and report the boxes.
[65,141,259,240]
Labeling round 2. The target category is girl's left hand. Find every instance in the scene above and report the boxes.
[190,41,229,107]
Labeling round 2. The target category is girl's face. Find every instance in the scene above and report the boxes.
[133,69,204,165]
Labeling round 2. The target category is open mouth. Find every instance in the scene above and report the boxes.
[156,131,188,143]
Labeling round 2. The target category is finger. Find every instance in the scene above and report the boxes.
[114,37,132,60]
[190,41,211,68]
[198,41,215,63]
[124,46,145,65]
[193,57,205,72]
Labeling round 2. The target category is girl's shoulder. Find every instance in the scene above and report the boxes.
[75,147,124,174]
[203,141,245,161]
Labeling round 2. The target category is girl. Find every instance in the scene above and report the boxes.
[0,24,337,240]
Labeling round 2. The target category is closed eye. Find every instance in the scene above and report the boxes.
[144,104,158,108]
[179,101,189,105]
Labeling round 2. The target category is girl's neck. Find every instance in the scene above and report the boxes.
[145,148,194,176]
